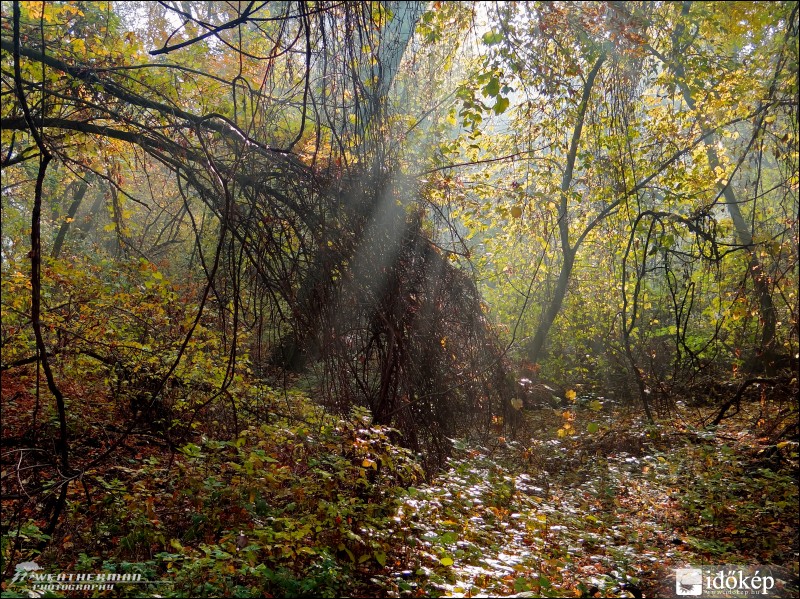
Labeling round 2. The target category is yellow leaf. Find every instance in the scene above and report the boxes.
[565,389,577,401]
[511,397,524,410]
[27,3,47,20]
[362,458,377,469]
[510,206,522,218]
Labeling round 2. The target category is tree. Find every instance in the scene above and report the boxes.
[430,1,796,412]
[644,0,798,372]
[2,1,518,521]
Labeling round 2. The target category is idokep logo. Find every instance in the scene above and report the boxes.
[674,566,779,597]
[676,568,704,596]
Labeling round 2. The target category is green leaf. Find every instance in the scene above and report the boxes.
[483,77,500,97]
[587,422,600,434]
[493,96,510,115]
[482,31,504,45]
[514,577,530,592]
[439,556,454,566]
[374,551,387,566]
[439,531,458,544]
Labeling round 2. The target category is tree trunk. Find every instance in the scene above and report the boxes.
[703,145,777,356]
[51,175,92,259]
[525,248,575,365]
[524,55,605,365]
[666,2,777,359]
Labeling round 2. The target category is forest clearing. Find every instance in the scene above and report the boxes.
[1,1,798,597]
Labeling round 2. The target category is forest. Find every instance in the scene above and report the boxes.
[0,1,798,597]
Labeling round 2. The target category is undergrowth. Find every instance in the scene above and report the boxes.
[3,384,797,598]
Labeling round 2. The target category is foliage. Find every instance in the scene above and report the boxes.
[432,0,798,406]
[4,384,796,598]
[2,254,236,436]
[3,389,425,597]
[374,396,798,598]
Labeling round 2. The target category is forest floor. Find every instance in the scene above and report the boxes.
[1,375,798,598]
[370,397,799,598]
